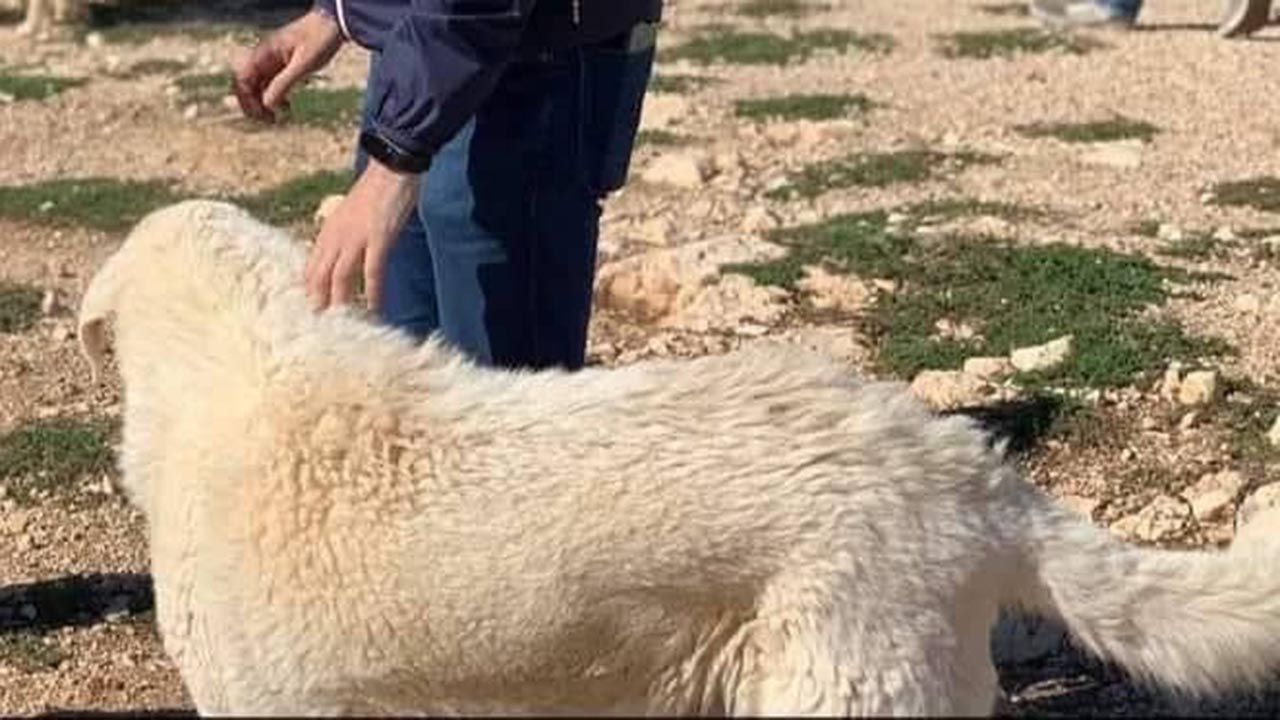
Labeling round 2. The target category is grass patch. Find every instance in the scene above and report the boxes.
[0,418,116,505]
[662,28,894,66]
[1014,116,1160,144]
[1211,380,1280,479]
[1157,234,1225,261]
[114,58,189,79]
[901,197,1048,223]
[727,212,1227,387]
[0,632,64,672]
[0,177,179,232]
[976,2,1030,16]
[0,282,42,334]
[767,150,1000,201]
[1207,176,1280,214]
[936,28,1104,59]
[238,169,353,226]
[283,86,363,129]
[734,93,874,122]
[635,129,691,147]
[174,71,231,105]
[649,73,717,94]
[0,69,86,101]
[737,0,828,17]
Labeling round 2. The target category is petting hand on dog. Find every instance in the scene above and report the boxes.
[232,7,418,313]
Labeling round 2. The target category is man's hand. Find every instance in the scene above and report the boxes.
[233,9,343,122]
[305,160,420,313]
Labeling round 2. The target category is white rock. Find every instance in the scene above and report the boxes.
[1157,223,1185,242]
[84,31,104,48]
[1080,140,1144,170]
[1213,226,1238,243]
[1234,294,1262,315]
[40,289,59,316]
[1110,495,1191,543]
[640,151,711,188]
[934,318,978,341]
[909,370,998,411]
[1159,361,1184,402]
[1268,415,1280,448]
[963,356,1015,381]
[182,103,200,121]
[1177,370,1219,407]
[1187,469,1247,523]
[1010,335,1074,373]
[313,194,345,225]
[0,92,14,105]
[1236,483,1280,530]
[50,324,73,343]
[797,266,871,315]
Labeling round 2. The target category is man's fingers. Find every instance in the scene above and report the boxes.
[305,242,339,311]
[261,54,310,113]
[231,47,280,121]
[364,250,386,313]
[329,249,363,308]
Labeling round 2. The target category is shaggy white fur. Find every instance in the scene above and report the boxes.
[78,200,1280,716]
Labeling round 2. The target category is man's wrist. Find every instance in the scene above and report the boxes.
[359,129,433,176]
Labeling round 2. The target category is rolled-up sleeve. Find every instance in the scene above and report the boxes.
[331,0,537,160]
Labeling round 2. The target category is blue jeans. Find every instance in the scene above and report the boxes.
[1099,0,1142,16]
[356,35,655,371]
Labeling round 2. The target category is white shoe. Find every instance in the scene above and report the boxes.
[1030,0,1137,28]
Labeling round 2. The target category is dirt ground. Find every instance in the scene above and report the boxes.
[0,0,1278,715]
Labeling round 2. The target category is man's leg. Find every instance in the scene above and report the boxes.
[1030,0,1142,27]
[419,32,655,371]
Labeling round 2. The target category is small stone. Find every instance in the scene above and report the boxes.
[0,91,14,105]
[963,356,1015,381]
[1178,411,1199,431]
[1157,223,1185,242]
[1177,370,1219,407]
[183,103,200,121]
[1080,140,1144,170]
[871,278,898,294]
[1213,226,1238,243]
[909,370,998,411]
[1187,470,1247,523]
[797,266,870,315]
[40,289,59,316]
[1234,294,1262,315]
[50,324,73,343]
[934,318,978,341]
[1110,495,1191,543]
[1059,494,1099,519]
[39,200,55,213]
[1268,415,1280,448]
[1010,335,1074,373]
[640,151,711,189]
[886,212,909,226]
[84,31,104,48]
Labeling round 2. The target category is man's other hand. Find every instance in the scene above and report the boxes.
[233,9,343,123]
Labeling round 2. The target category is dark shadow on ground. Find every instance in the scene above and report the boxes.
[944,394,1067,457]
[0,572,153,635]
[83,0,312,30]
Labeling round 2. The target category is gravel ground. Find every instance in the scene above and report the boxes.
[0,0,1278,715]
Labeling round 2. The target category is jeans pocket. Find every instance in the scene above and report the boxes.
[580,24,657,197]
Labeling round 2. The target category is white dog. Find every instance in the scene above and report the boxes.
[78,200,1280,716]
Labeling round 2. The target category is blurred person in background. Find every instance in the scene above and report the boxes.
[1031,0,1271,36]
[233,0,661,371]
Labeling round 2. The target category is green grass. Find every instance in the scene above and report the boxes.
[635,129,691,147]
[114,58,189,79]
[648,73,717,94]
[900,197,1048,223]
[1131,218,1162,238]
[766,150,1001,201]
[0,69,86,101]
[0,177,179,232]
[283,86,363,129]
[662,28,894,66]
[0,417,116,505]
[0,282,42,334]
[1210,379,1280,481]
[1014,116,1160,143]
[936,28,1105,59]
[726,212,1228,387]
[737,0,829,17]
[238,169,353,226]
[734,93,874,122]
[1207,176,1280,214]
[175,71,231,105]
[1157,234,1226,261]
[0,632,64,673]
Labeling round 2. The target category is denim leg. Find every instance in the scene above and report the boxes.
[1100,0,1142,17]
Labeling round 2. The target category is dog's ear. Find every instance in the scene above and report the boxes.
[77,253,124,384]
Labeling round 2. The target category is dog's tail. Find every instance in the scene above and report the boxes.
[77,248,126,383]
[1009,482,1280,695]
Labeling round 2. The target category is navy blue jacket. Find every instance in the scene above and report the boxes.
[314,0,662,165]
